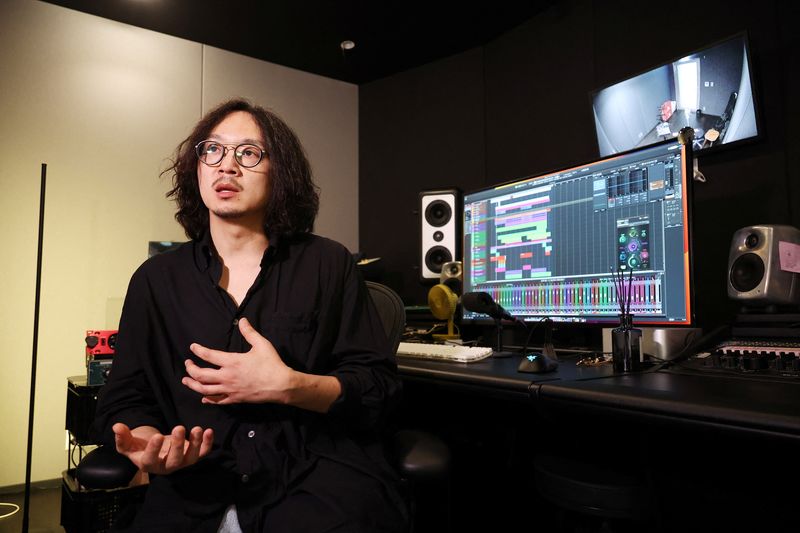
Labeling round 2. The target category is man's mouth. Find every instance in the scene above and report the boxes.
[214,182,241,193]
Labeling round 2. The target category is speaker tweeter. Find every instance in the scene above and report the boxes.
[727,225,800,307]
[420,189,461,282]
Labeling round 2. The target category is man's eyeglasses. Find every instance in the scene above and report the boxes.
[195,140,266,168]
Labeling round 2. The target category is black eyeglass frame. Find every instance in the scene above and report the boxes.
[194,140,267,168]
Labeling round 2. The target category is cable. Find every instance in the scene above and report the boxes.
[520,317,549,358]
[0,502,21,519]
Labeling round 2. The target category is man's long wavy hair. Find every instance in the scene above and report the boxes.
[164,99,320,241]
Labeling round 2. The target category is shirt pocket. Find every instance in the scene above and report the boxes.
[258,311,318,370]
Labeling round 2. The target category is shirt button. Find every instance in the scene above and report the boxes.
[232,318,239,326]
[248,430,255,438]
[241,474,250,483]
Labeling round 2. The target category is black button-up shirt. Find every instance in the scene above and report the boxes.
[93,232,405,531]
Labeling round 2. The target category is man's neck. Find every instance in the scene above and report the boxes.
[209,218,269,266]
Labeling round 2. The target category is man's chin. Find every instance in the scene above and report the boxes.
[212,209,245,220]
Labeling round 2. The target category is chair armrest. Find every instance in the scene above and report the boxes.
[391,429,451,482]
[76,445,139,490]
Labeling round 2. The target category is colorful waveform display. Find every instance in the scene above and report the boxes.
[490,188,553,281]
[477,275,663,317]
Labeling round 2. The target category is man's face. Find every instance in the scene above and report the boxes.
[197,111,270,225]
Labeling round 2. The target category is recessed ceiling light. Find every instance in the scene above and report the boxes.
[340,40,356,51]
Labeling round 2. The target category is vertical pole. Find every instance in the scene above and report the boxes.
[22,163,47,533]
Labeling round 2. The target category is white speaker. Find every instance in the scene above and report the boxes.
[420,189,461,281]
[727,225,800,306]
[440,260,463,294]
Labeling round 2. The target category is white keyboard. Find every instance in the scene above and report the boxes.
[396,342,493,363]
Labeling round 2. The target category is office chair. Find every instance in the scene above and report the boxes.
[76,281,451,531]
[533,452,654,532]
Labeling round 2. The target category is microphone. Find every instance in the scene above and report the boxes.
[461,292,515,322]
[460,291,521,358]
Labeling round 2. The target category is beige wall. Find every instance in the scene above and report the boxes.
[0,0,358,488]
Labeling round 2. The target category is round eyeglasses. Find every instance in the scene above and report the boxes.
[195,140,266,168]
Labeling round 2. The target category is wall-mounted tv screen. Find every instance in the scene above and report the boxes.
[591,32,759,157]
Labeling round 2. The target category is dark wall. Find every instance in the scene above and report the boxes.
[359,0,800,330]
[359,48,486,303]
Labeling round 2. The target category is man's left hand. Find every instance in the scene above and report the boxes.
[183,317,298,405]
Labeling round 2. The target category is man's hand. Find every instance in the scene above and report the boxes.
[183,317,341,412]
[112,423,213,475]
[183,317,299,405]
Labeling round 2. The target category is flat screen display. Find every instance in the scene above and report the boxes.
[591,32,759,157]
[462,140,693,325]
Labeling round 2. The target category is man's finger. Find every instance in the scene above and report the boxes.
[201,394,230,405]
[189,343,229,365]
[182,376,227,396]
[198,428,214,458]
[184,359,224,384]
[182,426,204,466]
[140,433,166,472]
[237,317,267,348]
[112,423,132,453]
[164,426,186,471]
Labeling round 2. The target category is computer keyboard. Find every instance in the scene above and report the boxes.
[396,342,494,363]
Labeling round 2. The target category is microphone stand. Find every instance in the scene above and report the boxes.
[492,317,515,358]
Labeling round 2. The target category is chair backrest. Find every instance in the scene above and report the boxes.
[365,281,405,354]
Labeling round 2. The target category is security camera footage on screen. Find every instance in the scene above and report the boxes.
[462,140,692,326]
[591,33,759,156]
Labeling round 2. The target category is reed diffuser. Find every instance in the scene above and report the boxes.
[611,267,642,372]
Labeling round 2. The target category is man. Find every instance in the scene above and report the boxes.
[93,99,409,532]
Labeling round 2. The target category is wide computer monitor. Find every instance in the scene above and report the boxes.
[462,139,693,326]
[591,32,760,157]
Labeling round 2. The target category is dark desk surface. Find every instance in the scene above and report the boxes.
[398,353,613,402]
[397,353,800,441]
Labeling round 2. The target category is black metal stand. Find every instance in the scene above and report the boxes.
[22,163,46,533]
[492,318,515,358]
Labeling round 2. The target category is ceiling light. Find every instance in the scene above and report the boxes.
[340,40,356,51]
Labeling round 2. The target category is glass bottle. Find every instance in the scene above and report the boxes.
[611,314,642,373]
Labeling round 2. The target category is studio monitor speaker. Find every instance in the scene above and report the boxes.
[440,260,463,294]
[420,189,461,281]
[727,225,800,306]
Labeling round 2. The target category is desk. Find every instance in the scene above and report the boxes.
[398,354,800,440]
[396,354,800,531]
[538,368,800,441]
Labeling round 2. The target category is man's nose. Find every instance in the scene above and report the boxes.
[218,148,240,171]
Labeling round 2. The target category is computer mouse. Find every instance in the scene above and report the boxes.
[517,352,559,373]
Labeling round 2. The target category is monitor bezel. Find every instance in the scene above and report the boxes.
[460,137,696,328]
[588,30,762,160]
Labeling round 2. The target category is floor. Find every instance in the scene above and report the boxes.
[0,481,63,533]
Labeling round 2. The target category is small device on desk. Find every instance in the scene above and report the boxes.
[518,352,559,373]
[85,329,116,386]
[397,341,493,363]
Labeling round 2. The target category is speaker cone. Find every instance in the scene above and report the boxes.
[425,246,452,274]
[729,252,765,293]
[425,200,452,227]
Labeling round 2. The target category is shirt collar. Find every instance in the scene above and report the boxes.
[193,229,281,272]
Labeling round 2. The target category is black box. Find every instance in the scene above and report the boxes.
[87,358,113,386]
[66,375,101,445]
[60,469,147,533]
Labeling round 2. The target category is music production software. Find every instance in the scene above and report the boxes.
[462,140,692,325]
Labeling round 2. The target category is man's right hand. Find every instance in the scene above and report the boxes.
[112,423,214,475]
